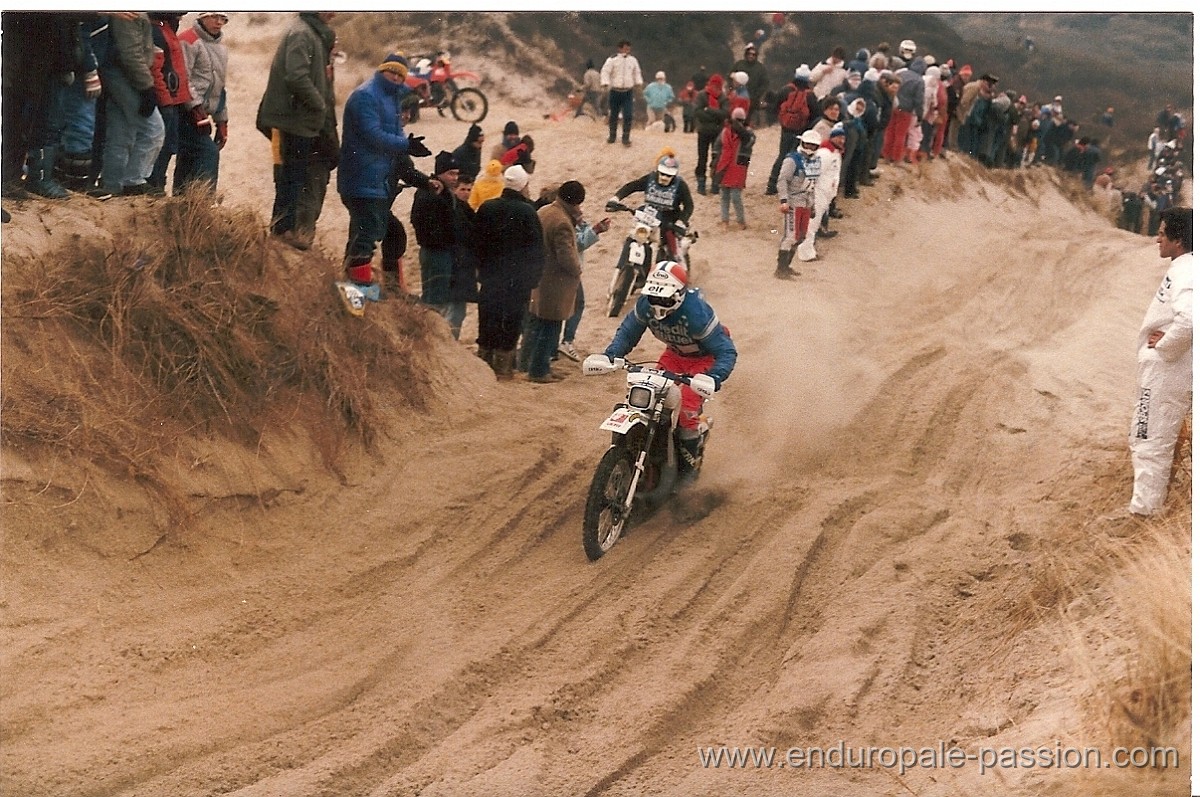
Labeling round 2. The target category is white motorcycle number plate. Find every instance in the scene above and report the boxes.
[628,244,646,265]
[600,409,642,433]
[634,207,660,227]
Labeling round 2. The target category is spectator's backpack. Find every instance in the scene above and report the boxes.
[778,86,812,132]
[736,128,756,165]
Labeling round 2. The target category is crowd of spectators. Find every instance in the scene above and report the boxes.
[570,31,1190,266]
[3,12,230,203]
[2,14,1191,372]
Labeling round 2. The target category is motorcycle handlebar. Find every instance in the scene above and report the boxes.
[583,355,715,398]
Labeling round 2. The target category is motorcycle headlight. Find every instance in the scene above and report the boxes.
[628,385,654,410]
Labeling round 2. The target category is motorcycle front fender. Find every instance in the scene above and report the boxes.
[600,408,648,435]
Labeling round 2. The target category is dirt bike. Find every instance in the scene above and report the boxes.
[580,355,716,561]
[603,200,699,318]
[402,53,488,124]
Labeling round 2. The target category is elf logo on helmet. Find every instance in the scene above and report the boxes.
[656,155,680,185]
[641,260,688,320]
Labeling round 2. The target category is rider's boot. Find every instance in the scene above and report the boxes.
[676,434,704,491]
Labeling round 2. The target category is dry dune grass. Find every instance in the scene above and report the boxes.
[1,190,441,517]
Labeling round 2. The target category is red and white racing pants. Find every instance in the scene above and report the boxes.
[779,206,811,252]
[657,348,714,433]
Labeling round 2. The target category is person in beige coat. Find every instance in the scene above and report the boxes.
[526,181,587,383]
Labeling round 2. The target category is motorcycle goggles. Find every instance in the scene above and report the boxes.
[646,294,679,308]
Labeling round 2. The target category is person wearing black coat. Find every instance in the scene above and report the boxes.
[470,165,544,380]
[451,123,484,181]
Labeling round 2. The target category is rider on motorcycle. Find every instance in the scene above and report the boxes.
[603,260,736,484]
[609,153,695,261]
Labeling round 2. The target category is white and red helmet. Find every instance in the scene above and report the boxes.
[641,261,689,319]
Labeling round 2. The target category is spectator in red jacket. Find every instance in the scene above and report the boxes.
[147,12,192,195]
[716,106,752,229]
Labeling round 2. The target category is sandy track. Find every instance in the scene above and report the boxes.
[1,13,1186,797]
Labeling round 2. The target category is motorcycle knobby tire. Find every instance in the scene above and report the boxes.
[607,265,635,317]
[583,446,636,561]
[450,87,489,124]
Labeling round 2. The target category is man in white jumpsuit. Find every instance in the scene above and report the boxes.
[1128,206,1192,517]
[797,125,844,262]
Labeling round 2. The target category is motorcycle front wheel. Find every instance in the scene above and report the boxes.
[450,88,489,123]
[583,447,635,561]
[606,265,635,317]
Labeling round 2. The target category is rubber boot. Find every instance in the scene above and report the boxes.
[25,147,69,200]
[493,349,516,381]
[774,249,797,280]
[55,151,93,191]
[696,174,707,196]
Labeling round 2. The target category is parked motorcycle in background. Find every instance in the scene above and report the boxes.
[580,355,716,561]
[402,51,489,124]
[603,201,699,317]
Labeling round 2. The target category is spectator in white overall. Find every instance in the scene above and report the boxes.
[1127,206,1192,517]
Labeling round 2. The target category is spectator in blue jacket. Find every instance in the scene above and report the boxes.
[337,53,436,292]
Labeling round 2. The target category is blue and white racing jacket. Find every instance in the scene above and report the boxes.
[604,288,737,386]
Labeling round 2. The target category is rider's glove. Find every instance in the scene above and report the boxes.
[710,375,722,392]
[407,133,432,158]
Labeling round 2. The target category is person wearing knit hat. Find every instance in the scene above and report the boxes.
[643,69,675,130]
[434,150,459,176]
[337,43,435,296]
[503,164,529,194]
[491,120,522,162]
[452,123,485,180]
[468,158,504,210]
[558,179,586,206]
[731,38,769,126]
[726,70,751,120]
[411,149,467,324]
[527,179,589,381]
[377,51,409,80]
[471,155,545,380]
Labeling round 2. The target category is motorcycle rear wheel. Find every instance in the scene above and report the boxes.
[583,447,635,561]
[450,88,489,124]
